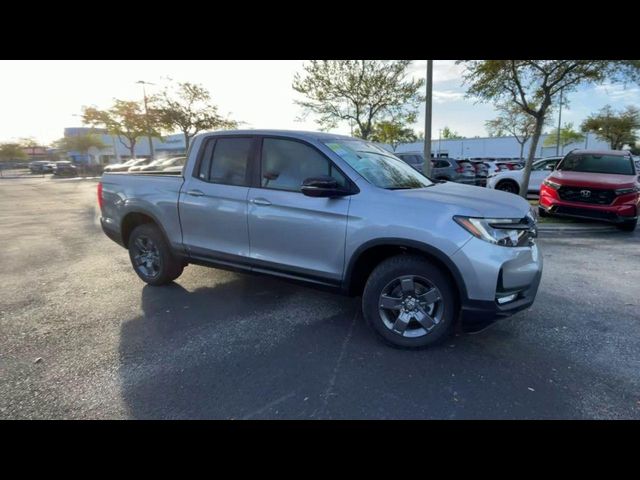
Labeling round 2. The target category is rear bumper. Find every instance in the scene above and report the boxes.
[101,217,125,247]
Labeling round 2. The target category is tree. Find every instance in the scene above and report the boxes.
[53,133,106,162]
[581,105,640,150]
[486,102,540,159]
[82,100,159,159]
[543,122,585,152]
[459,60,640,197]
[292,60,424,140]
[363,120,417,149]
[154,80,239,152]
[441,126,463,139]
[0,143,27,163]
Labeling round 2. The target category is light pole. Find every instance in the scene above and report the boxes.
[137,80,156,161]
[423,60,433,177]
[438,128,442,158]
[555,87,563,156]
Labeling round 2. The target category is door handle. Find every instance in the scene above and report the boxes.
[186,189,204,197]
[250,198,272,206]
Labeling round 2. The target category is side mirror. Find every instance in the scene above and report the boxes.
[301,175,351,198]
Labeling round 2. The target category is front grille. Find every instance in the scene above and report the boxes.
[558,186,615,205]
[554,206,616,221]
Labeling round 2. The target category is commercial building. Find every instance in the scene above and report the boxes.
[62,128,186,165]
[395,132,609,159]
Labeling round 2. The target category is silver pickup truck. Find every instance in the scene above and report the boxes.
[99,130,542,348]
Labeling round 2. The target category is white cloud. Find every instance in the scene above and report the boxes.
[433,90,465,103]
[592,83,640,102]
[407,60,466,84]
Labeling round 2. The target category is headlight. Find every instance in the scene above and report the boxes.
[453,216,536,247]
[615,186,639,195]
[543,179,561,190]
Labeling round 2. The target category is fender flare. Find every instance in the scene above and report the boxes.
[343,238,469,302]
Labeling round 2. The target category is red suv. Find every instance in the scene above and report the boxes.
[539,150,639,231]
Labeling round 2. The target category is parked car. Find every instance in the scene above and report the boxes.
[29,160,53,174]
[99,130,542,349]
[487,157,563,194]
[138,156,186,172]
[394,152,475,184]
[161,165,185,174]
[469,160,489,186]
[104,159,138,173]
[52,161,77,177]
[539,150,639,231]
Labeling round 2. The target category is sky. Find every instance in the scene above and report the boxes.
[1,60,639,145]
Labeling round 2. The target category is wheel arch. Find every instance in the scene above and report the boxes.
[343,239,469,305]
[120,210,172,249]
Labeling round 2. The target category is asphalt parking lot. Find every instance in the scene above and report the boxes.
[1,175,639,419]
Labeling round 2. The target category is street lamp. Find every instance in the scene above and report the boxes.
[438,128,442,158]
[136,80,156,161]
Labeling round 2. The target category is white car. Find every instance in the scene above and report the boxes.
[486,156,562,194]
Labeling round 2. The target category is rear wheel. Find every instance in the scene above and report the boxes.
[495,180,519,194]
[617,220,637,232]
[128,224,184,285]
[362,255,457,349]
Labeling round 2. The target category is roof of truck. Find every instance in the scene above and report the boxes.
[200,129,355,140]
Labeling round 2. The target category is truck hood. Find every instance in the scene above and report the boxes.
[394,181,532,219]
[549,171,638,189]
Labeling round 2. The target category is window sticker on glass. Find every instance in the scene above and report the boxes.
[325,142,361,162]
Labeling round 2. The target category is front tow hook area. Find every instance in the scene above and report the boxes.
[457,315,500,334]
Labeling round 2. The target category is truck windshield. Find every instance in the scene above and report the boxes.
[323,140,433,189]
[556,154,635,175]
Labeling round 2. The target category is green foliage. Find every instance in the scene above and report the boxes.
[82,100,159,157]
[53,133,106,154]
[154,80,239,150]
[361,120,417,147]
[0,143,27,162]
[293,60,424,140]
[458,60,640,197]
[485,101,538,142]
[441,126,462,139]
[543,122,585,148]
[581,105,640,150]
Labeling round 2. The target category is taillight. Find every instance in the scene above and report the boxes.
[97,182,104,209]
[456,166,464,173]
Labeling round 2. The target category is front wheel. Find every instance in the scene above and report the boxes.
[128,224,184,285]
[495,180,519,194]
[362,255,457,349]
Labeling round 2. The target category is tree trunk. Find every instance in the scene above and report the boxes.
[129,140,136,159]
[519,116,545,198]
[519,142,525,160]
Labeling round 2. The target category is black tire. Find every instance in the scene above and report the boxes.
[617,220,637,232]
[495,180,519,194]
[128,224,184,285]
[362,254,457,349]
[538,206,549,218]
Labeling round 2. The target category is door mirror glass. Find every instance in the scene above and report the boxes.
[301,175,351,198]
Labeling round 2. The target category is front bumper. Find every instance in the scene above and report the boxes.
[540,186,639,223]
[452,236,543,328]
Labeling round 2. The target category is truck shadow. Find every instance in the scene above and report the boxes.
[117,274,596,419]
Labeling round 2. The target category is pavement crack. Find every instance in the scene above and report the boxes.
[311,309,358,419]
[241,391,296,420]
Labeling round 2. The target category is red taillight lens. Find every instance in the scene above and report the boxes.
[97,182,104,209]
